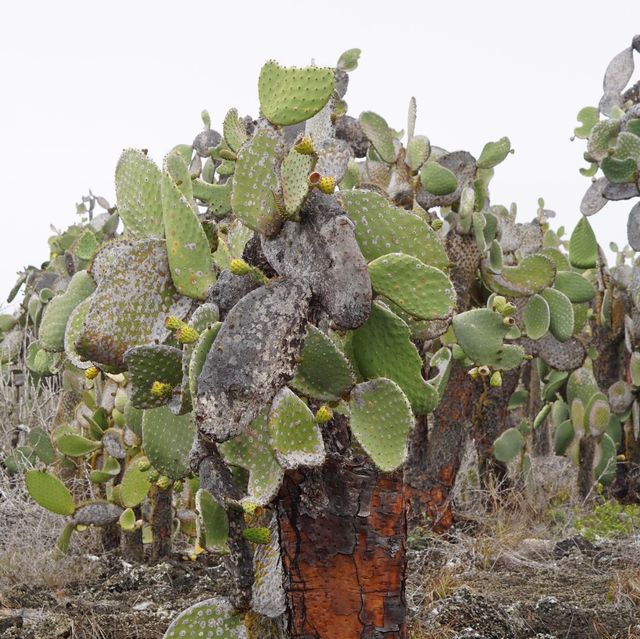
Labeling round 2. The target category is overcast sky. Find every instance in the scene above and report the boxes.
[1,0,639,305]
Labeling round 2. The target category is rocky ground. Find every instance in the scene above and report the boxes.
[0,529,638,639]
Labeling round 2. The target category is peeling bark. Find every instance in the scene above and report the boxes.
[405,362,474,531]
[277,419,407,638]
[149,485,173,563]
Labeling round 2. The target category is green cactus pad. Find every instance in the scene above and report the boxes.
[76,239,191,371]
[482,254,556,298]
[493,427,525,462]
[188,323,222,399]
[142,406,195,479]
[351,302,438,414]
[601,156,637,183]
[368,253,455,320]
[341,190,448,271]
[125,344,184,409]
[420,161,458,196]
[0,314,16,332]
[613,131,640,163]
[89,456,121,483]
[163,597,247,639]
[477,137,511,169]
[281,147,314,217]
[231,125,283,233]
[161,172,215,300]
[574,106,599,139]
[268,388,325,469]
[124,401,144,438]
[585,392,611,435]
[56,433,101,457]
[26,342,63,376]
[554,419,575,455]
[452,308,524,369]
[25,470,75,516]
[196,488,229,550]
[223,108,248,152]
[523,294,551,340]
[115,149,164,237]
[567,367,599,405]
[258,61,334,126]
[290,325,355,401]
[218,410,283,506]
[594,433,617,485]
[191,179,232,217]
[630,352,640,387]
[541,288,574,342]
[337,48,361,71]
[569,217,597,269]
[553,271,595,303]
[587,119,620,161]
[358,111,397,163]
[120,458,152,508]
[39,271,96,352]
[406,135,431,172]
[119,508,136,532]
[349,378,414,472]
[72,501,123,527]
[28,427,56,465]
[64,297,92,369]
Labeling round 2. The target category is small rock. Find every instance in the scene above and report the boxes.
[132,600,154,611]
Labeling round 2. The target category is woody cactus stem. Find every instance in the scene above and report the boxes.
[405,362,474,530]
[121,506,144,562]
[149,484,173,563]
[278,417,407,638]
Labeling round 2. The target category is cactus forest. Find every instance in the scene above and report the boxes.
[2,36,640,639]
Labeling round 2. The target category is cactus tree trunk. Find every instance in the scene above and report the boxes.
[277,420,407,638]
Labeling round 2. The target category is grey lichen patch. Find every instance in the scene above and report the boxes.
[76,239,192,371]
[207,270,259,320]
[416,151,477,210]
[262,190,372,329]
[196,279,311,442]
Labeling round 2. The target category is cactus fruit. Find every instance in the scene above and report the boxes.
[175,325,200,345]
[317,175,336,194]
[315,405,333,423]
[125,344,183,409]
[294,136,315,155]
[151,381,173,398]
[242,527,270,545]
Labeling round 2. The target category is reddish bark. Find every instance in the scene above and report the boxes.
[278,455,407,639]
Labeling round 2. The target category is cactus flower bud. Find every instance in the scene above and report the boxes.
[617,454,626,461]
[229,258,252,277]
[478,365,491,377]
[318,176,336,194]
[242,500,258,516]
[490,371,503,387]
[431,219,443,231]
[242,527,270,545]
[165,315,184,331]
[148,468,160,482]
[315,405,333,423]
[503,316,516,326]
[176,325,199,344]
[156,475,171,490]
[151,380,173,398]
[173,480,184,493]
[294,136,315,155]
[468,367,480,380]
[138,459,151,472]
[85,366,100,380]
[492,295,508,313]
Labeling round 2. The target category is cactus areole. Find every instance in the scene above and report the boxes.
[9,36,640,639]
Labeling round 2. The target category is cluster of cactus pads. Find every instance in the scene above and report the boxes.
[3,38,640,637]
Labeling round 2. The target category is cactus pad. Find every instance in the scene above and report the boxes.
[252,513,286,618]
[196,279,311,443]
[341,190,448,270]
[268,387,325,469]
[358,111,397,163]
[56,433,102,457]
[115,149,164,237]
[142,406,195,479]
[493,427,525,462]
[540,288,574,342]
[290,325,355,401]
[161,171,215,300]
[351,302,438,414]
[477,137,511,169]
[163,597,247,639]
[231,124,284,233]
[420,161,458,196]
[125,344,184,409]
[481,254,556,297]
[76,239,191,371]
[72,501,123,527]
[223,108,248,153]
[196,488,229,550]
[25,470,75,516]
[120,458,152,507]
[368,253,455,320]
[349,378,414,472]
[523,294,551,340]
[281,147,314,217]
[569,218,598,269]
[258,60,335,126]
[218,410,284,506]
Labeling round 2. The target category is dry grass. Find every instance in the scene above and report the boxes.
[0,360,100,592]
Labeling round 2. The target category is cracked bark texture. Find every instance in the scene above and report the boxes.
[149,485,173,563]
[405,362,474,530]
[277,417,407,638]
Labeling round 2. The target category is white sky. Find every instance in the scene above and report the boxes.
[1,0,639,304]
